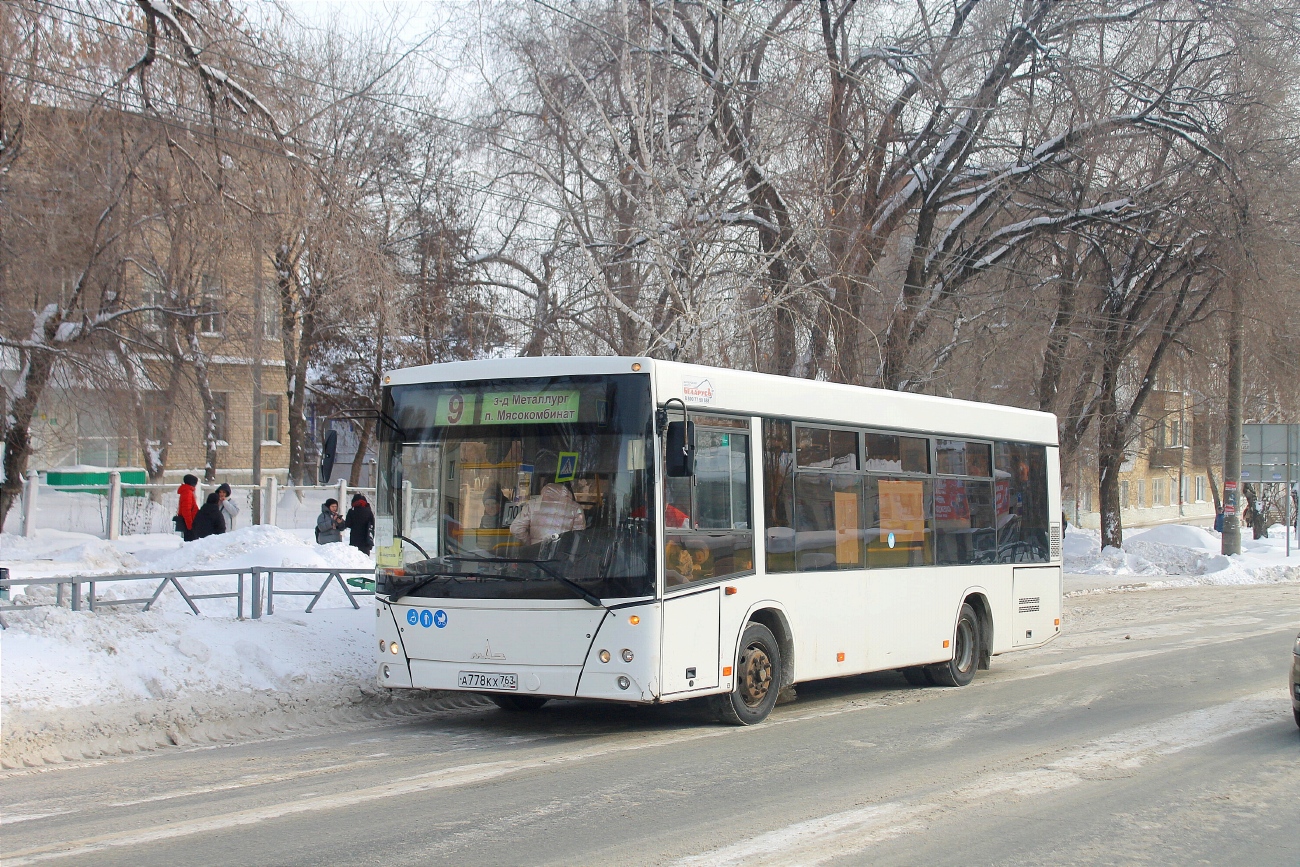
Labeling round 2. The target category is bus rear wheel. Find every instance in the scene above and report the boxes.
[488,694,549,712]
[711,622,782,726]
[928,603,979,687]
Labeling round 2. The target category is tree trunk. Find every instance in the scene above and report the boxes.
[1097,410,1127,550]
[1222,280,1244,554]
[0,351,56,531]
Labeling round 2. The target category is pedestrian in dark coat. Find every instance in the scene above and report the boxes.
[191,491,227,539]
[175,474,199,541]
[345,493,375,555]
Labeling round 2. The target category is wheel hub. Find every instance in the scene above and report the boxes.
[740,644,773,707]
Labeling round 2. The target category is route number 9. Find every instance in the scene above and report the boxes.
[447,394,465,424]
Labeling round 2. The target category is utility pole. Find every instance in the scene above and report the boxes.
[251,243,264,525]
[1221,280,1243,555]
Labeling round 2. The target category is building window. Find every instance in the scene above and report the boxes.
[1137,479,1146,508]
[260,282,281,339]
[142,391,168,443]
[1081,487,1093,513]
[262,394,281,443]
[1152,478,1165,507]
[1120,480,1130,508]
[141,274,166,333]
[211,392,229,444]
[1195,475,1207,502]
[200,274,224,335]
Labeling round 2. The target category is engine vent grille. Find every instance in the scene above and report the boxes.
[1018,597,1042,613]
[1050,523,1062,561]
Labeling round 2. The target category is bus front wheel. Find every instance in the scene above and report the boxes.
[711,622,782,726]
[928,603,979,687]
[488,694,550,712]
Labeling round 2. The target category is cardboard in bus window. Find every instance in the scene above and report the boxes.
[879,479,925,543]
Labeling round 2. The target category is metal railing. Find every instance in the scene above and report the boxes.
[0,566,375,629]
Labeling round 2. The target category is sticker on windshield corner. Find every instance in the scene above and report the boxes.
[419,609,434,628]
[434,610,448,628]
[555,452,579,483]
[406,609,419,626]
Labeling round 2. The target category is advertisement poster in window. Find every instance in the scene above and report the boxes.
[879,479,925,542]
[935,478,970,522]
[834,490,861,565]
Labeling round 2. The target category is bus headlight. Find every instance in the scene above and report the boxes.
[599,649,611,663]
[617,676,631,690]
[380,639,387,652]
[621,649,634,663]
[389,641,400,655]
[382,664,391,679]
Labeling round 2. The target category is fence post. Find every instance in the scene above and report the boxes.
[70,581,81,611]
[266,476,279,526]
[251,568,263,619]
[337,479,347,510]
[22,473,39,538]
[107,471,122,540]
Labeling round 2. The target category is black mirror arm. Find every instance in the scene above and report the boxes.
[657,397,687,436]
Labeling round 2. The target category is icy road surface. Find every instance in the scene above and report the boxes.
[3,580,1297,867]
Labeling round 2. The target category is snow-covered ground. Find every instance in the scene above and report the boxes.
[1063,522,1300,591]
[3,522,1299,768]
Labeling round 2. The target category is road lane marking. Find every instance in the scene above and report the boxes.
[673,690,1289,867]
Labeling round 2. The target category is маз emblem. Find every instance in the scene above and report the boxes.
[470,640,506,660]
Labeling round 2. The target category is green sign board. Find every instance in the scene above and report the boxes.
[434,393,478,426]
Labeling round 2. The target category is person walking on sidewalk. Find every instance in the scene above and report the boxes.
[191,491,227,539]
[175,474,199,541]
[316,498,344,544]
[217,482,239,530]
[344,493,375,555]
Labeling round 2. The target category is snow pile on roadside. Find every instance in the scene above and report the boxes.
[1063,523,1300,590]
[0,526,422,768]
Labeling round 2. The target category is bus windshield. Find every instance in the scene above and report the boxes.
[376,374,655,602]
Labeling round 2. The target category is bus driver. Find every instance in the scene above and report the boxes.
[510,482,586,545]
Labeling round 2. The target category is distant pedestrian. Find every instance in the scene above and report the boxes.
[344,493,375,555]
[217,482,239,530]
[190,491,227,539]
[316,498,344,544]
[1214,508,1224,533]
[175,474,199,541]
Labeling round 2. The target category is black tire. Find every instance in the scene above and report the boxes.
[927,603,979,687]
[901,666,932,687]
[710,622,782,725]
[1294,708,1300,730]
[489,694,549,712]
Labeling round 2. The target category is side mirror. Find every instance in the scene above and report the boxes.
[665,420,694,477]
[320,429,338,482]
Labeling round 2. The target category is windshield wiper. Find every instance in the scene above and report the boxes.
[448,555,606,609]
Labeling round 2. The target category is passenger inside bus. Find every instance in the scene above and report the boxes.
[509,482,586,545]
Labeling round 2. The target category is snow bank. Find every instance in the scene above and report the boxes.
[1063,523,1300,592]
[0,526,448,769]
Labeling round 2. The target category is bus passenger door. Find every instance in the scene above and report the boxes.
[661,587,721,694]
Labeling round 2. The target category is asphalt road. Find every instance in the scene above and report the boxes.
[4,581,1299,867]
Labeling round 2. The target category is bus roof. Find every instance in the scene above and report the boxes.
[383,356,1058,446]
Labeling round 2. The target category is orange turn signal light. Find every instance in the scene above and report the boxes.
[1054,618,1060,626]
[836,652,845,662]
[723,666,732,677]
[943,639,951,648]
[629,615,640,625]
[724,586,737,596]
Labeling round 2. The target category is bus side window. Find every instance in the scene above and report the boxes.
[665,428,754,587]
[762,419,795,573]
[995,442,1050,562]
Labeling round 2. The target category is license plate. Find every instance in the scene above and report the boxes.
[458,671,518,691]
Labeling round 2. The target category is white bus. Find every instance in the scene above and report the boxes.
[373,357,1062,724]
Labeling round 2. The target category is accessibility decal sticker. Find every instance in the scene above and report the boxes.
[434,609,448,628]
[406,609,419,626]
[419,609,434,628]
